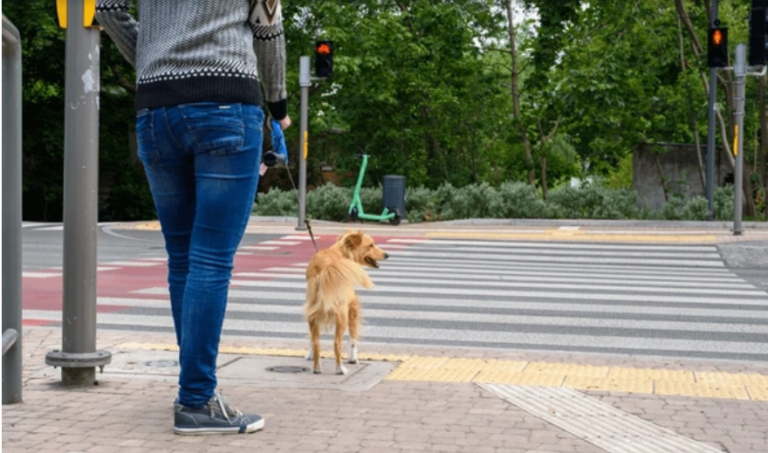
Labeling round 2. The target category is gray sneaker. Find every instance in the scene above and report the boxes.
[173,391,264,435]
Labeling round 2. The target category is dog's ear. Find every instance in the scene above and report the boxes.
[343,231,363,250]
[336,229,356,243]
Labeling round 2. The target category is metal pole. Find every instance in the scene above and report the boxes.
[706,0,719,220]
[2,14,23,405]
[45,0,111,384]
[733,45,746,236]
[297,56,310,231]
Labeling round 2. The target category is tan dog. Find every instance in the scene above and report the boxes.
[304,230,388,374]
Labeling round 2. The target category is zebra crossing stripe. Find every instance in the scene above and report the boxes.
[20,309,768,355]
[246,269,756,289]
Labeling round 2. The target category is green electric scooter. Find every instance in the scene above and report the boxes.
[347,154,401,225]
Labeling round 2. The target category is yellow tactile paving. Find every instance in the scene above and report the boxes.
[523,362,609,378]
[479,359,528,373]
[398,356,449,369]
[746,386,768,401]
[386,367,478,382]
[473,371,565,387]
[115,343,768,401]
[608,367,695,383]
[654,381,750,400]
[562,376,654,394]
[695,371,768,387]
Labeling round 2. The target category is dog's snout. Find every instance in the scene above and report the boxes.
[383,253,390,260]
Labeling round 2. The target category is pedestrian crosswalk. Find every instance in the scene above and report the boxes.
[23,236,768,362]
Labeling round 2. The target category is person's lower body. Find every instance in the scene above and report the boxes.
[136,102,264,434]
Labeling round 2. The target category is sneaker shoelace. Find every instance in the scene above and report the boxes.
[209,392,244,424]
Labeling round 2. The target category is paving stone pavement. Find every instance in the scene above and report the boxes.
[3,328,768,452]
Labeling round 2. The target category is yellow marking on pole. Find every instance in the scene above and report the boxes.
[303,131,308,159]
[734,125,739,157]
[84,0,97,27]
[56,0,68,28]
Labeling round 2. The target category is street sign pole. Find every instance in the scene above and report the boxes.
[297,56,310,231]
[733,45,746,235]
[45,0,111,385]
[706,0,719,220]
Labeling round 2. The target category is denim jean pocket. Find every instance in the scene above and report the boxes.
[179,103,246,155]
[136,109,160,168]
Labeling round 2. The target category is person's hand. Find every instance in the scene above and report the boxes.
[278,115,292,130]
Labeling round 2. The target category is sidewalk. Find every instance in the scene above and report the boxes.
[4,327,768,453]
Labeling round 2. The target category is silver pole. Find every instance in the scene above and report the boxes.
[733,44,746,236]
[2,14,23,405]
[297,56,310,231]
[706,0,719,220]
[45,1,111,385]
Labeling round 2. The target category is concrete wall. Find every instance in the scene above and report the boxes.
[632,143,732,211]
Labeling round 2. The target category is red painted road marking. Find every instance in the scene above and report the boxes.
[22,235,420,323]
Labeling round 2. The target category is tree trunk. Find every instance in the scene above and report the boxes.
[540,155,548,200]
[504,0,535,185]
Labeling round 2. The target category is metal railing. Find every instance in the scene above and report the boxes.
[2,14,23,405]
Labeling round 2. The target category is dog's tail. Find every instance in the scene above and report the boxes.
[305,259,373,331]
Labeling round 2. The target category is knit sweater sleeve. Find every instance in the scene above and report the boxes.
[249,0,288,120]
[95,0,138,69]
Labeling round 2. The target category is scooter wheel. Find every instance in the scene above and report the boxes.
[388,208,401,226]
[348,207,359,222]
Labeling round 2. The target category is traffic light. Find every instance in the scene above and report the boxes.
[315,41,333,78]
[707,26,728,68]
[749,0,768,66]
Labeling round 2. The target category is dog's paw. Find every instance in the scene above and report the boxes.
[336,365,348,375]
[347,358,358,365]
[304,351,313,361]
[313,369,322,374]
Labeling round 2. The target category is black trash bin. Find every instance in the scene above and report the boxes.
[382,175,406,225]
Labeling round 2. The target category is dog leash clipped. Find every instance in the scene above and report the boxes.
[304,219,318,252]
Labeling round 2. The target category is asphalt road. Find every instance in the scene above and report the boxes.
[20,222,768,362]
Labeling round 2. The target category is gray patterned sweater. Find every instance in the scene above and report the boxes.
[95,0,287,119]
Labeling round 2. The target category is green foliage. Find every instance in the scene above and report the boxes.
[607,153,633,190]
[253,188,298,217]
[547,184,639,219]
[714,186,735,221]
[681,196,710,221]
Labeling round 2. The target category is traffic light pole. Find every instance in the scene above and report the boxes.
[706,0,719,220]
[45,0,111,385]
[297,56,310,231]
[733,45,746,235]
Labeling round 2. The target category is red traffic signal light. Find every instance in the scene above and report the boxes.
[316,43,332,55]
[707,27,728,68]
[712,29,723,46]
[315,40,333,78]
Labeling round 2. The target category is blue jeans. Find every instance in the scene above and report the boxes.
[136,103,263,408]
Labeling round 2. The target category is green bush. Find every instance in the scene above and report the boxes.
[494,182,550,218]
[547,184,639,219]
[306,183,351,220]
[405,186,434,223]
[714,186,734,221]
[252,181,752,223]
[253,187,297,216]
[681,196,709,221]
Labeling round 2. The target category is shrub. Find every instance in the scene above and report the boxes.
[714,185,734,221]
[494,182,550,218]
[681,196,709,221]
[253,187,297,216]
[306,183,351,221]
